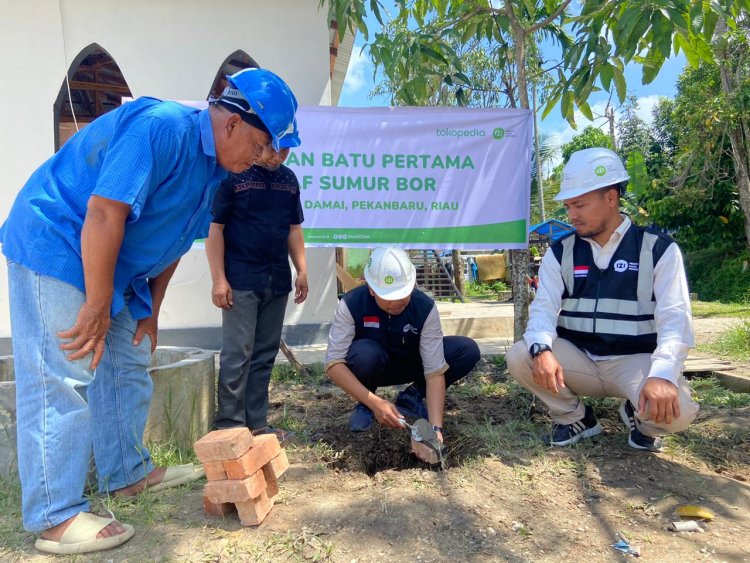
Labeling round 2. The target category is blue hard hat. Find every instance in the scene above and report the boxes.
[278,117,301,148]
[226,68,298,151]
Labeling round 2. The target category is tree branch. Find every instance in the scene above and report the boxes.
[471,0,504,16]
[526,0,573,34]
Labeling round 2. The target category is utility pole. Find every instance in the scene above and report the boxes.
[532,82,545,222]
[606,105,617,149]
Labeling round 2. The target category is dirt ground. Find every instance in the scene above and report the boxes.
[692,317,744,347]
[1,323,749,562]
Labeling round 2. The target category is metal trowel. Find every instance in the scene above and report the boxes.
[399,417,446,468]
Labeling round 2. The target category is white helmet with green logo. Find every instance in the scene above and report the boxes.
[555,147,629,201]
[364,246,416,300]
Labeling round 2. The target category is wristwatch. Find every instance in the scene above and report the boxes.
[529,343,552,358]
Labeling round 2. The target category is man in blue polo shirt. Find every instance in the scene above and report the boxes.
[0,68,297,555]
[206,125,307,439]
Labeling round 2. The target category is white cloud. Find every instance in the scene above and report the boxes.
[342,44,370,94]
[542,94,669,168]
[632,95,665,124]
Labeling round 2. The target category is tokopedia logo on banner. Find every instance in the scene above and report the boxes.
[435,127,485,138]
[434,126,509,139]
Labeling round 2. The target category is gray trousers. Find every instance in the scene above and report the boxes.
[215,283,289,430]
[506,338,699,437]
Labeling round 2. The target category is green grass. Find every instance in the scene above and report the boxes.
[273,405,309,439]
[0,475,28,552]
[662,377,750,476]
[699,318,750,362]
[691,300,750,318]
[271,362,328,386]
[465,279,510,297]
[0,439,203,555]
[452,378,534,416]
[462,417,546,456]
[148,440,199,467]
[690,376,750,408]
[490,355,507,370]
[584,396,624,420]
[664,421,750,476]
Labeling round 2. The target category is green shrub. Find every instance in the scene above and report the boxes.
[684,249,750,303]
[465,280,510,297]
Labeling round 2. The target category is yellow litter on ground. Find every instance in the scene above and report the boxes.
[676,505,715,520]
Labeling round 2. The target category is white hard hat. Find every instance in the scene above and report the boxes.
[364,247,416,300]
[555,147,629,201]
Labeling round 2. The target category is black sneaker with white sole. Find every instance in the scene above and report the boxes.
[547,404,602,446]
[619,400,663,452]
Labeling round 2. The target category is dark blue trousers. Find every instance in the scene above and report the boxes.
[345,336,480,393]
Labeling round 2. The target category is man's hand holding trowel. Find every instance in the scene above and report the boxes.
[400,418,447,466]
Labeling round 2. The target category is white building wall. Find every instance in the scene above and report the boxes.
[0,0,339,339]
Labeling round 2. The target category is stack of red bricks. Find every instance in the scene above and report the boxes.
[193,427,288,526]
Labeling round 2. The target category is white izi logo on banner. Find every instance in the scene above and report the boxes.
[614,259,628,273]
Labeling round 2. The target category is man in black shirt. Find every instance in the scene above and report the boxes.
[206,126,307,439]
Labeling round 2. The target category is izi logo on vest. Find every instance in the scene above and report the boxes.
[614,259,628,272]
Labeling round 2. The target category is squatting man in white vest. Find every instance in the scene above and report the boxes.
[507,148,699,450]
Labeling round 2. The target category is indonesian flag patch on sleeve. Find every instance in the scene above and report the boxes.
[363,316,380,328]
[573,265,589,278]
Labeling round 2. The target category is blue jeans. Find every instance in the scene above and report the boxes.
[8,262,154,532]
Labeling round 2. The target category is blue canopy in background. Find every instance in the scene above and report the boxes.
[529,219,575,241]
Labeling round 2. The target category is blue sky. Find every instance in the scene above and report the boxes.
[337,12,687,153]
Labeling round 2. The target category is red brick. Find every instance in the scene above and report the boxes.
[236,491,275,526]
[263,450,289,480]
[261,451,288,499]
[193,428,254,463]
[202,494,236,517]
[203,460,228,481]
[264,476,279,499]
[223,434,280,480]
[204,470,267,504]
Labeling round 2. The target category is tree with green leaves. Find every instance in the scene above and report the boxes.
[616,97,657,170]
[560,126,613,162]
[712,14,750,250]
[544,0,748,244]
[614,97,658,199]
[321,0,744,335]
[638,57,747,252]
[323,0,577,338]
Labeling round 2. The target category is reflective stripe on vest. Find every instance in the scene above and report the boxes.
[557,316,656,336]
[638,232,658,304]
[560,297,656,316]
[558,231,659,335]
